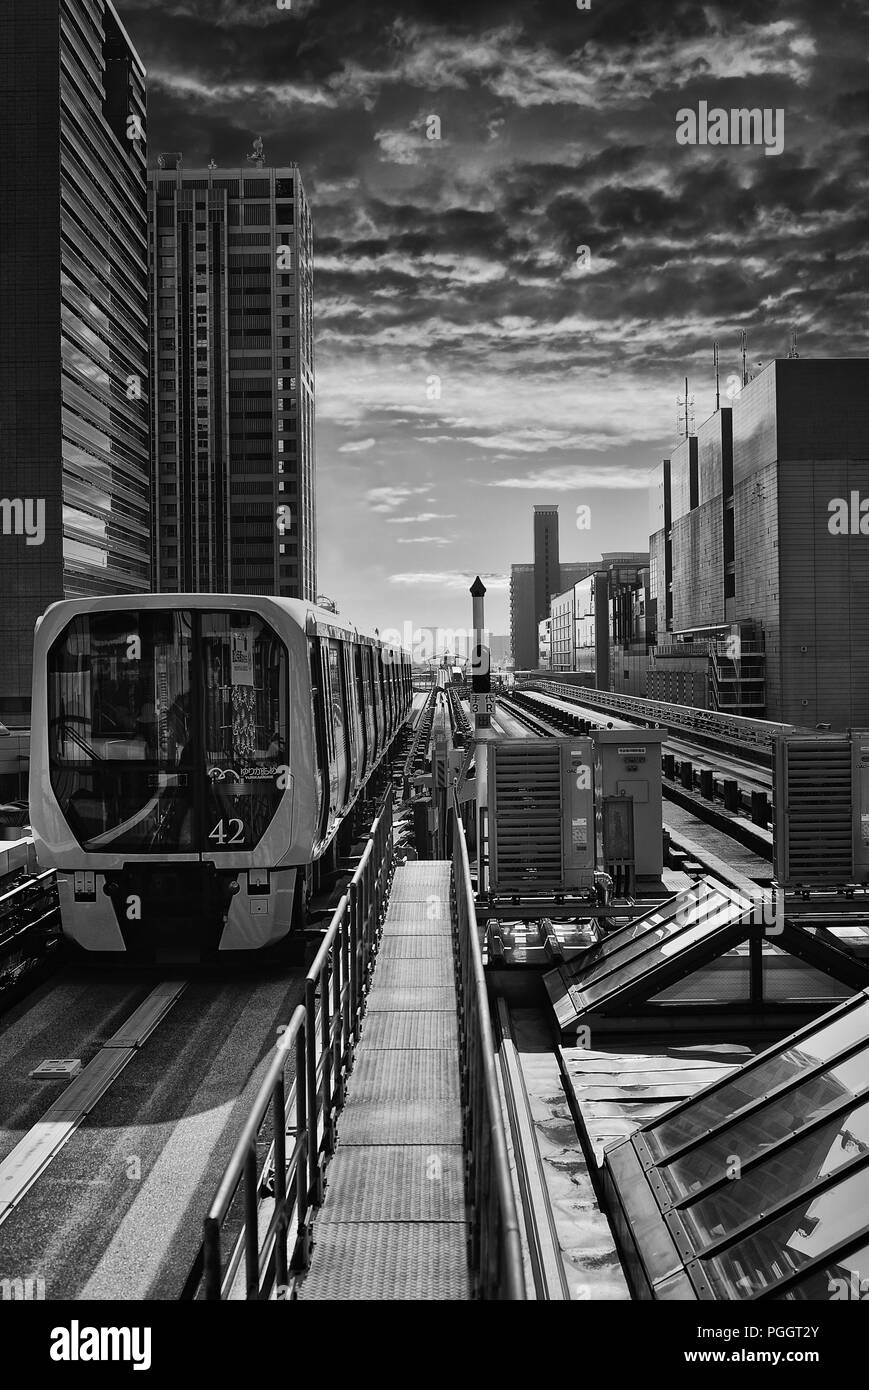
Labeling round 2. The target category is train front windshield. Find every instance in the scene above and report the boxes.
[47,609,288,852]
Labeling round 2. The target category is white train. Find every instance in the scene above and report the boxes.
[30,595,411,958]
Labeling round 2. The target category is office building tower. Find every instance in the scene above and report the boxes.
[0,0,149,719]
[510,564,536,670]
[649,359,869,725]
[148,158,316,599]
[533,505,560,629]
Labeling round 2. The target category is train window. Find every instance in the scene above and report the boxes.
[47,608,288,853]
[201,612,288,850]
[327,643,345,744]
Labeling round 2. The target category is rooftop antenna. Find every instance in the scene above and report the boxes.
[247,136,265,168]
[788,329,800,359]
[740,329,748,388]
[713,340,721,411]
[676,377,695,439]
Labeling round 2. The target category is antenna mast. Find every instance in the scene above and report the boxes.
[788,329,799,359]
[713,341,720,411]
[677,377,695,440]
[740,329,748,388]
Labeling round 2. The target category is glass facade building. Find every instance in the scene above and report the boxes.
[147,161,316,601]
[0,0,150,720]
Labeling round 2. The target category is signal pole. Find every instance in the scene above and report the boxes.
[470,576,491,730]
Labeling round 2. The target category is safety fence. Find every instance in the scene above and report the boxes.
[529,680,789,759]
[201,790,395,1300]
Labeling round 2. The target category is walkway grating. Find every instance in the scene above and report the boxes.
[296,861,470,1301]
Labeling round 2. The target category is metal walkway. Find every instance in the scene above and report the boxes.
[296,861,470,1300]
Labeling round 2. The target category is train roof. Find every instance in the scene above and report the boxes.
[34,594,409,653]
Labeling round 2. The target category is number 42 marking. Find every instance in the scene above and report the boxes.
[208,818,245,845]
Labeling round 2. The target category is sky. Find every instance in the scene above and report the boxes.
[124,0,869,639]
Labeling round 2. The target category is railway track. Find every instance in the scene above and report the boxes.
[0,963,308,1299]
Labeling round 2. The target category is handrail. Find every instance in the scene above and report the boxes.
[528,680,793,751]
[450,789,526,1300]
[201,788,395,1300]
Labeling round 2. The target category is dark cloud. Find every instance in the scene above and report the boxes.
[122,0,869,631]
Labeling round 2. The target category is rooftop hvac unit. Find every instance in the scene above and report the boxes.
[487,738,595,895]
[773,732,869,887]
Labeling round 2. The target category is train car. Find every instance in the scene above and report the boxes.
[29,594,412,959]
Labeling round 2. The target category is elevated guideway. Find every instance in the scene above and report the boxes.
[295,862,469,1300]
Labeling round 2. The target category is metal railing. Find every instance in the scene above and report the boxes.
[201,791,395,1300]
[529,681,794,753]
[450,790,526,1300]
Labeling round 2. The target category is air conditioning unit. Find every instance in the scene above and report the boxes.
[487,738,595,894]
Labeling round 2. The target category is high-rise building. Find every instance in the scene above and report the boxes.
[148,158,316,600]
[649,359,869,725]
[533,505,560,628]
[0,0,150,720]
[510,563,536,669]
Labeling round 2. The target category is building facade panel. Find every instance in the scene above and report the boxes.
[671,499,725,632]
[0,0,149,719]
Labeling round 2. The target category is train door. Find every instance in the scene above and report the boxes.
[319,641,339,832]
[341,640,362,794]
[348,642,367,787]
[356,644,372,780]
[371,646,384,760]
[326,640,350,811]
[309,637,329,843]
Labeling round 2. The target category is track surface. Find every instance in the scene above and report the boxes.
[0,965,305,1299]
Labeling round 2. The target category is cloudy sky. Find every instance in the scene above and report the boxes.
[125,0,869,638]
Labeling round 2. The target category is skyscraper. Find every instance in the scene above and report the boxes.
[0,0,150,719]
[533,505,560,629]
[148,158,316,600]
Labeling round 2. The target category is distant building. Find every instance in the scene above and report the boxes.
[550,555,651,683]
[148,158,316,599]
[511,504,643,670]
[510,563,536,669]
[538,618,552,671]
[0,0,150,721]
[649,358,869,726]
[533,506,560,629]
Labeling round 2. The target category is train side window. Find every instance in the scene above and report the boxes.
[320,644,335,759]
[310,639,327,778]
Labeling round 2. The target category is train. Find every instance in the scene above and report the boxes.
[29,595,412,959]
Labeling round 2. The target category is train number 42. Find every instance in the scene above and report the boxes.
[208,818,245,845]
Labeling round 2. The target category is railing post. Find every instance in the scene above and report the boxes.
[292,1021,312,1273]
[273,1075,288,1291]
[305,975,323,1205]
[349,879,361,1040]
[203,1216,222,1301]
[244,1145,259,1299]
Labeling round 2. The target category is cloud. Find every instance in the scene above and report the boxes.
[374,128,426,165]
[488,466,652,490]
[389,571,509,591]
[395,535,453,545]
[365,485,428,513]
[386,512,457,524]
[338,437,377,453]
